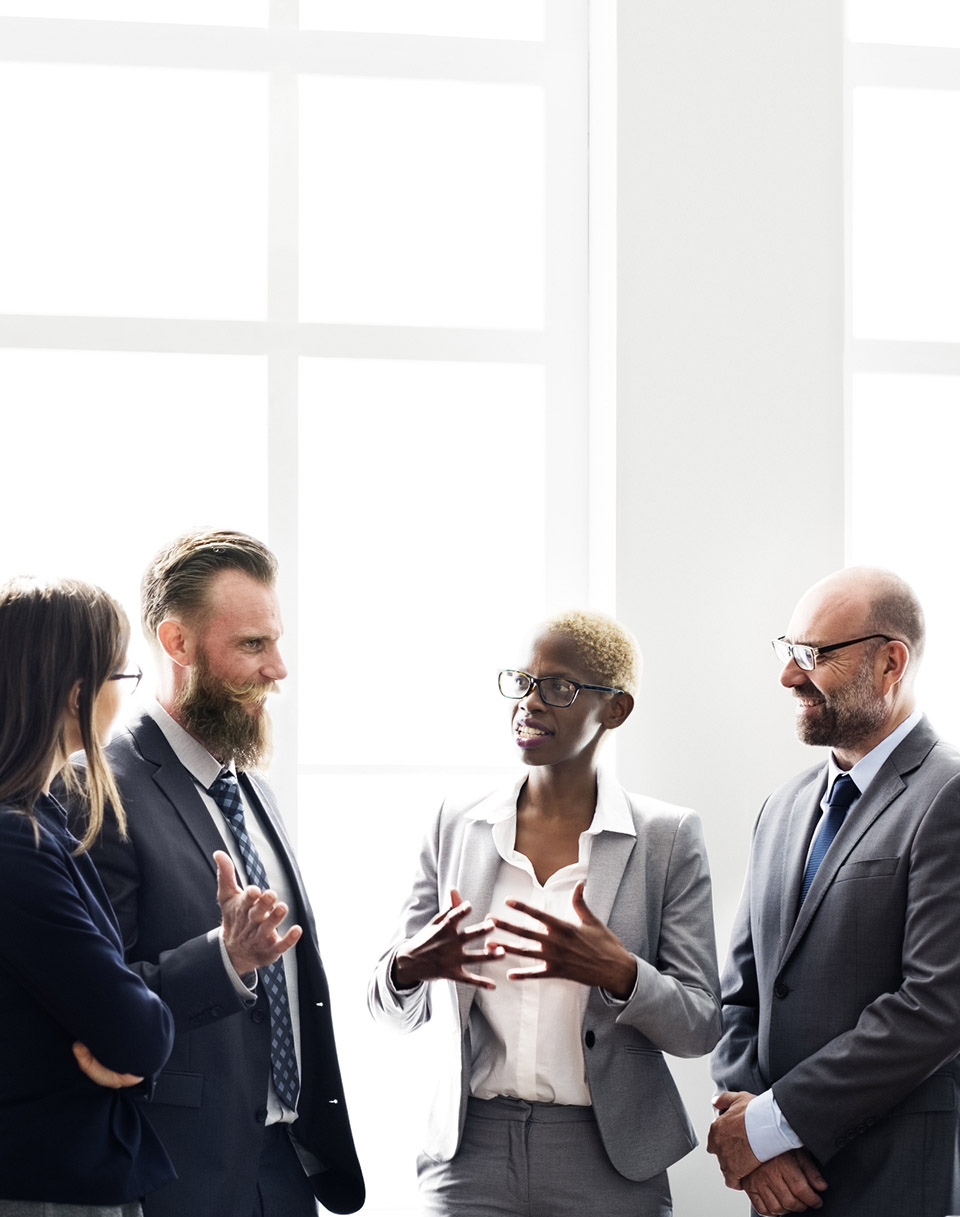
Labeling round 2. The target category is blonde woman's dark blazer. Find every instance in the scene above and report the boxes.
[369,769,721,1182]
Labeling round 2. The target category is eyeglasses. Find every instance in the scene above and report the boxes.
[498,669,623,708]
[771,634,894,672]
[108,664,143,695]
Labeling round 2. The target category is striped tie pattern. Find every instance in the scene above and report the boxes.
[209,769,300,1110]
[799,772,859,905]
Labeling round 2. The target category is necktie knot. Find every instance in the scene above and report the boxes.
[799,773,860,905]
[827,772,859,812]
[209,770,245,828]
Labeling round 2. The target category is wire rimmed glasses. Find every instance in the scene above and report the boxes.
[108,664,143,695]
[771,634,895,672]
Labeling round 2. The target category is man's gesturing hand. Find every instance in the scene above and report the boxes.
[215,849,302,978]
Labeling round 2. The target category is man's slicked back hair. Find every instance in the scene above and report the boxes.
[141,529,278,644]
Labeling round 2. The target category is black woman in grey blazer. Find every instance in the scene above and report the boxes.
[371,610,721,1217]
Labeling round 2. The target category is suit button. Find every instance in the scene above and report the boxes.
[584,1030,596,1049]
[773,981,789,999]
[251,1008,266,1024]
[255,1107,268,1124]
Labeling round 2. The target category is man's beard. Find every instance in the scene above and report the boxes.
[176,650,276,771]
[794,659,887,752]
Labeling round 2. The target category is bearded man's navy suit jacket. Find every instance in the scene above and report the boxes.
[711,717,960,1217]
[76,709,364,1217]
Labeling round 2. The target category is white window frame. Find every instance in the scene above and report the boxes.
[844,31,960,530]
[0,4,593,830]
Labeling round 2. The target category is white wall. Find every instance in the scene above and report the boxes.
[613,2,844,1211]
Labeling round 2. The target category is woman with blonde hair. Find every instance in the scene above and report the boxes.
[0,576,175,1217]
[370,610,721,1216]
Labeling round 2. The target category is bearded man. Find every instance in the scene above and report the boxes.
[708,567,960,1217]
[74,530,364,1217]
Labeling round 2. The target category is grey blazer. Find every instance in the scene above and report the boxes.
[711,716,960,1215]
[369,770,721,1183]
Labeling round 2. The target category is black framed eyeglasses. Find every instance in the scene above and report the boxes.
[771,634,895,672]
[498,669,623,708]
[108,664,143,695]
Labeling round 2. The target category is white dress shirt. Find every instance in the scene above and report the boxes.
[146,701,302,1127]
[744,708,924,1161]
[466,774,639,1105]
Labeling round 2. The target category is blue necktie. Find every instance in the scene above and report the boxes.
[799,772,859,904]
[209,770,300,1111]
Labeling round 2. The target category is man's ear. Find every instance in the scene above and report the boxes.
[156,618,194,668]
[880,639,911,695]
[603,691,635,731]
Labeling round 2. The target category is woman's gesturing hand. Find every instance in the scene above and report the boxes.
[489,881,638,999]
[392,889,504,990]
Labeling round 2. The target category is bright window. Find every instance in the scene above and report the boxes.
[847,3,960,745]
[0,7,588,1212]
[299,77,545,328]
[0,64,267,319]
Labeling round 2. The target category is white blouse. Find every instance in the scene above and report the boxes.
[467,788,635,1106]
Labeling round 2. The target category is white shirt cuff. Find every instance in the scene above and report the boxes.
[744,1090,804,1162]
[209,926,258,999]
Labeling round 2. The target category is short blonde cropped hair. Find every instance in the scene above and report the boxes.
[538,609,642,696]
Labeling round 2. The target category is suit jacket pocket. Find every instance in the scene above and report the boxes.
[150,1069,204,1108]
[835,857,900,882]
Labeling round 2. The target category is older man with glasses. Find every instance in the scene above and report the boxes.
[708,566,960,1217]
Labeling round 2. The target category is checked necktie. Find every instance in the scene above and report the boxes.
[209,769,301,1111]
[799,772,860,905]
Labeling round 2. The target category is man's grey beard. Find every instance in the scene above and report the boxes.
[176,652,275,771]
[794,661,887,752]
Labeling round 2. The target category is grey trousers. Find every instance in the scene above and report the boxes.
[0,1205,141,1217]
[418,1096,672,1217]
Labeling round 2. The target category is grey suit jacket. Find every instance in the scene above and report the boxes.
[71,710,364,1217]
[712,716,960,1214]
[369,770,721,1183]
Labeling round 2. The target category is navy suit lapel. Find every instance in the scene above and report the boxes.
[240,771,318,933]
[130,715,224,876]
